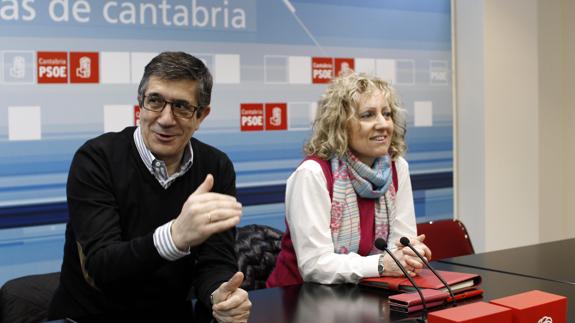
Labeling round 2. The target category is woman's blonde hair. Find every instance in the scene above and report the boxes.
[304,72,407,160]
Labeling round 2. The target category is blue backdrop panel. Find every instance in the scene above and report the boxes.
[0,0,453,231]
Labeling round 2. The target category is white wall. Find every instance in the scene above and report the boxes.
[454,0,487,251]
[538,0,567,243]
[551,0,575,242]
[455,0,575,252]
[563,0,575,240]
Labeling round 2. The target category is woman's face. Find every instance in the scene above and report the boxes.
[347,90,394,166]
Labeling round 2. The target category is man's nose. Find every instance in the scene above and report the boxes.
[157,103,177,125]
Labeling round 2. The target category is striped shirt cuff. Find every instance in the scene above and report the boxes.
[153,220,190,261]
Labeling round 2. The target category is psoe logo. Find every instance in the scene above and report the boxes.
[429,60,449,85]
[265,103,287,131]
[134,105,141,127]
[70,52,99,83]
[240,103,264,131]
[334,58,354,77]
[538,315,553,323]
[311,57,334,84]
[10,56,26,78]
[76,57,91,78]
[37,51,68,84]
[430,71,447,82]
[2,51,34,84]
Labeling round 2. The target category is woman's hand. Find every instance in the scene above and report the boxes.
[396,234,432,273]
[381,250,420,277]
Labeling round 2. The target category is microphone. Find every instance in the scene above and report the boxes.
[399,237,456,304]
[374,238,427,322]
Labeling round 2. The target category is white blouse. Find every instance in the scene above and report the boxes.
[285,156,417,284]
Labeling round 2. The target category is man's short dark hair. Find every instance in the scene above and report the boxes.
[137,52,213,110]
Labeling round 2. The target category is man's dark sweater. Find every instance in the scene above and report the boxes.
[48,127,238,319]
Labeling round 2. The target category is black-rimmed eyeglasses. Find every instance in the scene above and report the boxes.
[141,94,200,119]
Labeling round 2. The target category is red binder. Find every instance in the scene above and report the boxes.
[389,288,484,313]
[389,289,449,313]
[360,269,481,293]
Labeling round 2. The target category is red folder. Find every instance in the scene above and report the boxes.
[360,269,481,293]
[390,288,450,306]
[389,289,449,313]
[389,288,484,313]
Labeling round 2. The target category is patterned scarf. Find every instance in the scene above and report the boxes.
[329,151,397,255]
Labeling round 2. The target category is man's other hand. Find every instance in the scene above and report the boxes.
[211,272,252,323]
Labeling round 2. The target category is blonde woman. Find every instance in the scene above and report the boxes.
[267,72,431,287]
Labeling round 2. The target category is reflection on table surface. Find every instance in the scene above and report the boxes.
[439,238,575,285]
[249,283,433,323]
[46,259,575,322]
[249,262,575,323]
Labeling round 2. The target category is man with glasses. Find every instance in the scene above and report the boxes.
[49,52,251,322]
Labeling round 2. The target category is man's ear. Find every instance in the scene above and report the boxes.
[197,106,211,123]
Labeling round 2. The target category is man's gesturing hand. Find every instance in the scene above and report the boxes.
[171,174,242,251]
[211,272,252,323]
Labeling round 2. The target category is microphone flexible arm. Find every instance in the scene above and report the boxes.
[399,237,455,303]
[375,238,427,322]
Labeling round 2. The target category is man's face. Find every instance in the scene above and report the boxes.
[139,76,210,166]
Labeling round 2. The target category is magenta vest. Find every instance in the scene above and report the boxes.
[266,156,397,288]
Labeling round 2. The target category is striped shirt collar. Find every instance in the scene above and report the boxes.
[133,126,193,189]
